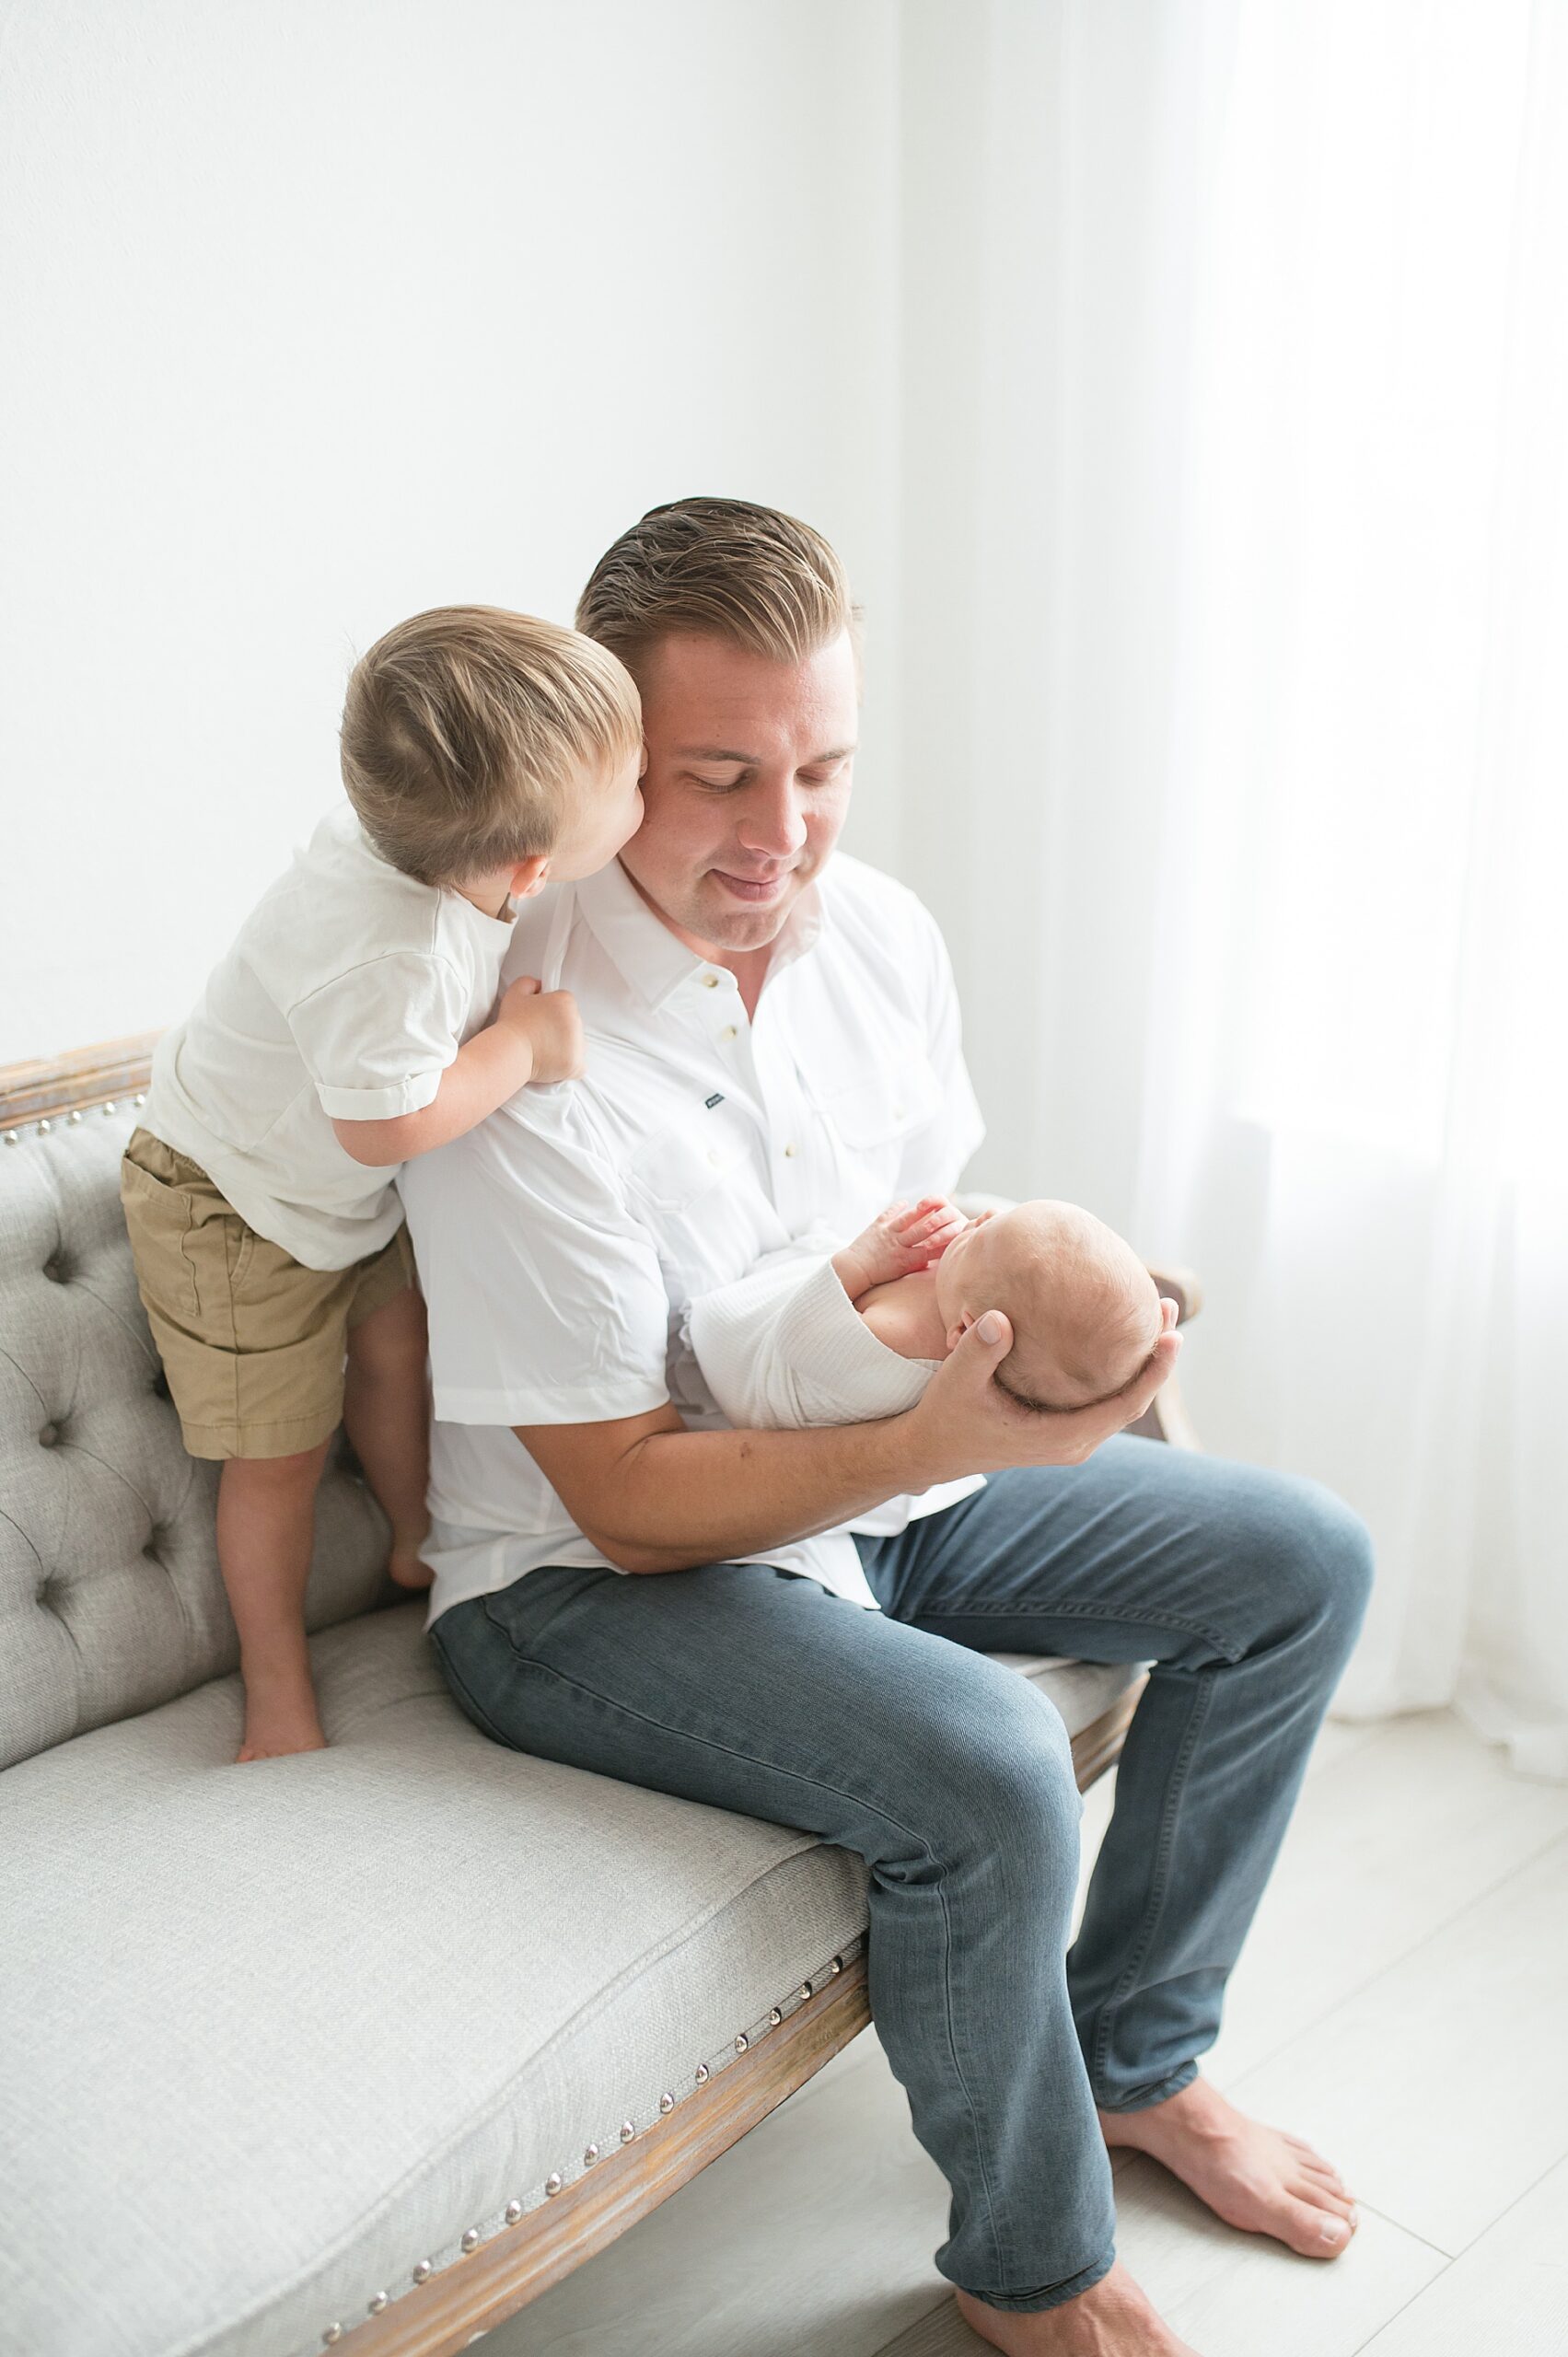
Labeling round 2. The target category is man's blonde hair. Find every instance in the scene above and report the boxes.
[340,606,642,888]
[575,496,860,681]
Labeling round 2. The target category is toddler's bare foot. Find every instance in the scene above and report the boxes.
[955,2262,1201,2354]
[1098,2076,1358,2259]
[235,1663,328,1761]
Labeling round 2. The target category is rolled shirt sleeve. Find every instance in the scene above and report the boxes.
[290,950,477,1123]
[399,1090,673,1428]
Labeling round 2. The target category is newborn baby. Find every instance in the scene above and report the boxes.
[684,1195,1167,1434]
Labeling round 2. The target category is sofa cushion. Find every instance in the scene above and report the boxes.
[0,1600,1136,2357]
[0,1113,395,1769]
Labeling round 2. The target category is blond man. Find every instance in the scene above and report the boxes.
[122,607,645,1760]
[401,505,1372,2357]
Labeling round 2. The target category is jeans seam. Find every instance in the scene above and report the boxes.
[428,1621,522,1752]
[1086,1669,1215,2103]
[476,1620,1012,2293]
[904,1597,1244,1659]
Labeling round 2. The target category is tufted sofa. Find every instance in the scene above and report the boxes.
[0,1039,1197,2357]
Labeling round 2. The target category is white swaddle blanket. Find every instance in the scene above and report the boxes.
[683,1227,944,1431]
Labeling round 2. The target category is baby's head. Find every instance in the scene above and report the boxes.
[340,606,645,899]
[933,1201,1163,1411]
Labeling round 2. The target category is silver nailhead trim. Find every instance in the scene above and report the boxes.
[735,2032,749,2052]
[659,2091,675,2113]
[770,2008,783,2026]
[830,1956,843,1973]
[412,2259,432,2283]
[103,1102,117,1114]
[620,2120,634,2142]
[583,2142,599,2164]
[799,1981,812,2000]
[461,2227,481,2252]
[545,2173,563,2195]
[368,2293,389,2313]
[38,1119,52,1134]
[323,2331,343,2348]
[695,2062,710,2083]
[3,1132,16,1146]
[134,1093,146,1105]
[505,2200,523,2223]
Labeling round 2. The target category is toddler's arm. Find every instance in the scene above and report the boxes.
[331,978,585,1167]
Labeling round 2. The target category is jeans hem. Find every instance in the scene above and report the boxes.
[1095,2058,1201,2114]
[950,2247,1116,2315]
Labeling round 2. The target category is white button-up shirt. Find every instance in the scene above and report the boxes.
[399,851,986,1628]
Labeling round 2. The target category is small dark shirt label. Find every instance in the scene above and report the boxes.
[704,1092,725,1109]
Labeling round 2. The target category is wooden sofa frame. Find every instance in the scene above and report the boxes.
[1,1034,1202,2357]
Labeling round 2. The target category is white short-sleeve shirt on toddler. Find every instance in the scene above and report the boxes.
[399,849,987,1624]
[145,802,515,1270]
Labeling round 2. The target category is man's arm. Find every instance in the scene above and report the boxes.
[519,1300,1181,1573]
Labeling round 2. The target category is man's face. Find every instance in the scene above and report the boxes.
[620,628,858,958]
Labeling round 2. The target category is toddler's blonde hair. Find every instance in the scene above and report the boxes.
[341,606,642,888]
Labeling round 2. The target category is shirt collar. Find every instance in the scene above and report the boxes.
[574,856,828,1012]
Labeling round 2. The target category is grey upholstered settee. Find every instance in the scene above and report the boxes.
[0,1038,1198,2357]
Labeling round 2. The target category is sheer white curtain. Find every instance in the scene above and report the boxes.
[892,0,1568,1773]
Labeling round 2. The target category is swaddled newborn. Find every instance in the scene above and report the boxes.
[684,1194,1167,1434]
[839,1196,1166,1411]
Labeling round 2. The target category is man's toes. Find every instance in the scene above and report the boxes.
[1279,2194,1356,2258]
[1292,2176,1356,2221]
[1299,2158,1355,2200]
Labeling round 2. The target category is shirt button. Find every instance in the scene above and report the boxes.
[783,1143,798,1158]
[701,973,720,989]
[720,1025,738,1043]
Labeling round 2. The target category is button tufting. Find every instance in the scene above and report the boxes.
[39,1423,59,1448]
[42,1256,66,1283]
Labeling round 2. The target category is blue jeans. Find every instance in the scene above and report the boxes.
[428,1436,1373,2313]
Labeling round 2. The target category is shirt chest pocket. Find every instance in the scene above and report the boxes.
[807,1050,945,1213]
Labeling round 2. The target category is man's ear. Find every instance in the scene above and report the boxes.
[508,854,552,900]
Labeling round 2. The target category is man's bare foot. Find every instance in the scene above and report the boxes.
[235,1665,328,1761]
[1098,2076,1358,2259]
[955,2261,1200,2354]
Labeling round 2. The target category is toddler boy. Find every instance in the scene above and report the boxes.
[686,1196,1175,1432]
[122,606,645,1760]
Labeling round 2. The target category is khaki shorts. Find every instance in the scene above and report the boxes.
[119,1127,417,1460]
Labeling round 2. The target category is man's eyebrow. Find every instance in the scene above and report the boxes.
[674,743,858,763]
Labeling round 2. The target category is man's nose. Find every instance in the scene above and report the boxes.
[736,779,809,861]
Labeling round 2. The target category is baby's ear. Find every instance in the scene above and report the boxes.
[946,1309,975,1353]
[510,854,552,900]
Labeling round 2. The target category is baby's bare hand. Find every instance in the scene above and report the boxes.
[496,977,587,1085]
[837,1197,967,1296]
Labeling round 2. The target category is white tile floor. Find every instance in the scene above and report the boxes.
[495,1711,1568,2357]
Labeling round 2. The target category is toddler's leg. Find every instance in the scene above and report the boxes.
[343,1284,432,1588]
[215,1439,333,1761]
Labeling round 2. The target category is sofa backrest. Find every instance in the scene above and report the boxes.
[0,1109,393,1770]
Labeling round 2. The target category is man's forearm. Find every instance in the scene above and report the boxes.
[535,1411,936,1575]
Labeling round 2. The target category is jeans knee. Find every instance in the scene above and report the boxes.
[935,1693,1083,1898]
[1272,1478,1375,1665]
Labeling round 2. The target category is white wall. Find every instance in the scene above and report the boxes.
[1,0,905,1062]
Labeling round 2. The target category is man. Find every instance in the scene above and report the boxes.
[400,497,1373,2357]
